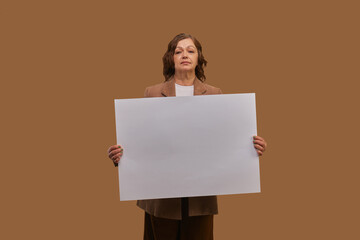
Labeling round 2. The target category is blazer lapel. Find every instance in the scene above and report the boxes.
[193,78,207,95]
[161,77,207,97]
[161,78,176,97]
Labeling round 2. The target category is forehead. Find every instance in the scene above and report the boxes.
[176,38,196,48]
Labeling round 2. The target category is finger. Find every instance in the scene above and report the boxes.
[108,148,124,159]
[112,152,123,161]
[253,136,265,141]
[253,139,265,145]
[113,153,123,159]
[257,150,263,156]
[253,140,267,148]
[108,145,122,154]
[254,144,265,152]
[112,153,122,163]
[114,157,121,164]
[107,145,117,153]
[253,140,266,150]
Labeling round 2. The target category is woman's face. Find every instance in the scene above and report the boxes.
[173,38,198,73]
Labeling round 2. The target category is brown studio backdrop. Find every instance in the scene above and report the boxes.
[1,0,359,239]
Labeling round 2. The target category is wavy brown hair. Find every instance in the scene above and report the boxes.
[162,33,208,82]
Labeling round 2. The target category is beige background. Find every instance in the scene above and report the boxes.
[1,0,359,239]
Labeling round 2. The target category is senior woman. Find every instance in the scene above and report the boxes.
[107,33,267,240]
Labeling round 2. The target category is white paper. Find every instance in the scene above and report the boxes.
[114,93,260,201]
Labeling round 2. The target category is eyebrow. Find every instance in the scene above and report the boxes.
[175,45,196,50]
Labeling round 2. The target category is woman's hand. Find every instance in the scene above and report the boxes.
[253,136,267,156]
[107,145,123,165]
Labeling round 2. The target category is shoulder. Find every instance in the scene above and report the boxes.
[203,82,223,94]
[144,82,166,97]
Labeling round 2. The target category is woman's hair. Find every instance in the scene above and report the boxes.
[162,33,208,82]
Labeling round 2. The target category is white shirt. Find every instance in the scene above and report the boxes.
[175,83,194,96]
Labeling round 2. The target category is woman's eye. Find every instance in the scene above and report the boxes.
[175,51,181,54]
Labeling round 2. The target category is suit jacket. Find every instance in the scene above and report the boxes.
[119,77,222,220]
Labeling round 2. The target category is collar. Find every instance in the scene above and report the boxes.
[161,77,207,97]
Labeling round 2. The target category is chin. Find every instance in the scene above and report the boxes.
[181,66,194,70]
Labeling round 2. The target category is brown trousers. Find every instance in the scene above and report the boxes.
[143,198,214,240]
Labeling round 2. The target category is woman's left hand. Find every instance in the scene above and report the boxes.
[253,136,267,156]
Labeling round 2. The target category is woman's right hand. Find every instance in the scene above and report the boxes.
[107,145,124,165]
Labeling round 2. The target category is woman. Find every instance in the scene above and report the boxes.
[107,33,267,240]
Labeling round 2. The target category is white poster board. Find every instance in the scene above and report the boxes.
[114,93,260,201]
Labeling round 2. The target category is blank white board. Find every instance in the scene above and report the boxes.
[114,93,260,201]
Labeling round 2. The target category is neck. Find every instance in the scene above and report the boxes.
[174,71,196,86]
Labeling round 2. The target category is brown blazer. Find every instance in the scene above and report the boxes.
[135,78,222,220]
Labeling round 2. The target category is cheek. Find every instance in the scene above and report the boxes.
[174,56,180,64]
[194,55,199,65]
